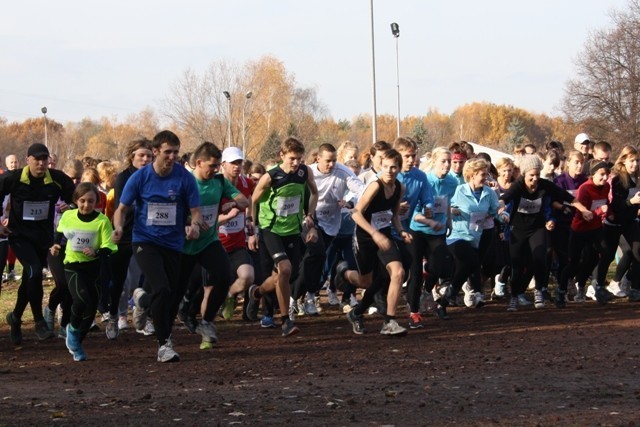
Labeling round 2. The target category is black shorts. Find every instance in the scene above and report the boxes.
[227,247,253,281]
[354,229,404,276]
[259,228,303,276]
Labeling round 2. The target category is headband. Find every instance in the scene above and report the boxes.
[590,161,611,176]
[452,153,467,161]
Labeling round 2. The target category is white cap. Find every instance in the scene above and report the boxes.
[574,133,590,144]
[222,147,244,163]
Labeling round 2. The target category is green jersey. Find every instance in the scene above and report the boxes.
[257,164,309,236]
[57,210,117,264]
[182,174,239,256]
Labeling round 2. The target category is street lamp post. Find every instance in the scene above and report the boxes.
[242,91,253,158]
[391,22,401,138]
[223,91,232,148]
[41,106,48,148]
[369,0,378,144]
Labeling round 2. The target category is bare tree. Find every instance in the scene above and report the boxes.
[562,0,640,146]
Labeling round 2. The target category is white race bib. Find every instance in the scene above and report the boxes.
[517,198,542,214]
[567,189,577,197]
[276,196,301,217]
[68,230,97,252]
[219,212,245,234]
[371,210,393,230]
[469,211,486,233]
[433,196,448,214]
[591,199,607,212]
[146,203,177,226]
[23,201,49,221]
[201,204,220,227]
[316,205,335,223]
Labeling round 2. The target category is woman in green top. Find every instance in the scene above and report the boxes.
[50,183,117,361]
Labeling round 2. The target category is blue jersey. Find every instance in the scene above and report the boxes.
[120,163,200,252]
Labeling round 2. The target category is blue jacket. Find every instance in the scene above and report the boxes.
[396,167,434,232]
[410,171,458,236]
[447,183,506,248]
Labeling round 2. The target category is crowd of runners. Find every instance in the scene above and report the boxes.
[0,130,638,363]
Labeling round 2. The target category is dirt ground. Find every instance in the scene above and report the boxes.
[1,284,639,426]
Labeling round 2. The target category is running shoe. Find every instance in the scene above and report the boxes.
[195,320,218,344]
[65,325,87,362]
[105,317,119,340]
[132,288,148,330]
[35,320,54,340]
[118,316,128,331]
[462,282,474,308]
[534,290,545,309]
[474,292,485,308]
[492,274,506,299]
[606,280,627,298]
[380,319,407,336]
[327,289,340,306]
[595,286,614,305]
[157,337,179,362]
[585,282,597,301]
[6,312,22,345]
[221,295,236,320]
[507,297,518,312]
[408,312,424,329]
[435,304,449,320]
[200,338,214,350]
[517,294,532,306]
[260,315,276,328]
[303,295,318,316]
[136,319,155,336]
[347,310,366,334]
[245,284,260,322]
[574,284,586,303]
[43,306,55,331]
[628,289,640,302]
[281,319,300,337]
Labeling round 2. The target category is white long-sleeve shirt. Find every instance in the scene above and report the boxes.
[310,163,364,236]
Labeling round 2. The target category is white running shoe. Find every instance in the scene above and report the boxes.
[157,337,179,363]
[534,290,545,309]
[527,277,536,290]
[136,319,155,336]
[607,280,628,298]
[493,274,506,298]
[585,282,597,301]
[304,295,319,316]
[474,292,485,308]
[117,316,128,331]
[463,282,474,308]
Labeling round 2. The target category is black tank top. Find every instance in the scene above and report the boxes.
[356,179,401,239]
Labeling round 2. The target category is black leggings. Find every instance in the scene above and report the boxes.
[133,243,181,344]
[9,237,47,322]
[291,229,330,300]
[177,241,232,322]
[597,222,640,288]
[449,240,482,295]
[65,259,101,338]
[559,228,604,292]
[509,227,548,296]
[407,231,446,313]
[47,248,71,327]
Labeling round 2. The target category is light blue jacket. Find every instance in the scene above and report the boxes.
[446,183,506,248]
[410,171,458,236]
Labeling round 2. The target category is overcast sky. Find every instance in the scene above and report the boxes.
[0,0,629,125]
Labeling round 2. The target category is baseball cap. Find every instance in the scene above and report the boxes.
[222,147,244,163]
[574,133,590,145]
[27,143,50,158]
